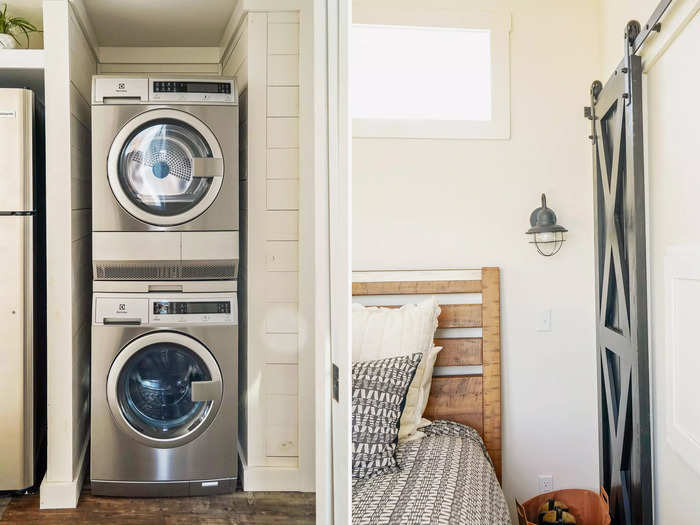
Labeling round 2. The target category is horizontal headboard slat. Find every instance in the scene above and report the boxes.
[369,303,482,329]
[353,279,482,295]
[423,376,484,435]
[434,338,482,366]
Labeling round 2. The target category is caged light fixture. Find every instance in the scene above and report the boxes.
[526,194,567,257]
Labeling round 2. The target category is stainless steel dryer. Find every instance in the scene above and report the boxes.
[90,291,237,497]
[91,75,239,282]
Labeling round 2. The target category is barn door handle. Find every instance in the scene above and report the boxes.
[191,380,221,401]
[191,158,223,178]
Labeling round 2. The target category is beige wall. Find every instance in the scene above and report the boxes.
[352,0,601,517]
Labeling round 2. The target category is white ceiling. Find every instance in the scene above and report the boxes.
[82,0,237,47]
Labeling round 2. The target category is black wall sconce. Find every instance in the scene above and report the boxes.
[526,194,567,257]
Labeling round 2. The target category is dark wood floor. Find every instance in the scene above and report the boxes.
[0,489,315,524]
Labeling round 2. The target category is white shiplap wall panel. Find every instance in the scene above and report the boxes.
[265,422,299,457]
[263,364,299,394]
[265,241,299,271]
[267,180,299,210]
[231,7,310,491]
[264,302,298,334]
[267,12,300,23]
[265,394,299,456]
[268,55,300,86]
[263,333,298,364]
[241,11,271,477]
[267,117,299,148]
[267,86,299,117]
[264,271,299,301]
[98,63,220,74]
[42,0,96,509]
[267,148,299,179]
[267,23,300,54]
[68,8,95,493]
[264,210,299,240]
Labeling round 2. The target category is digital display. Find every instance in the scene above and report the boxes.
[185,82,219,93]
[153,301,231,315]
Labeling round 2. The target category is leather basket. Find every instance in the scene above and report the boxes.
[516,487,611,525]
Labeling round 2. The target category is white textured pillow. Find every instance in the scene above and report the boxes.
[398,344,441,442]
[352,297,441,441]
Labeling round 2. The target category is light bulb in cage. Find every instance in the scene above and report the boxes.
[526,194,567,257]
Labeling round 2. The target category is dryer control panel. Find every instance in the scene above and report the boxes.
[150,78,237,104]
[94,294,237,325]
[92,75,237,105]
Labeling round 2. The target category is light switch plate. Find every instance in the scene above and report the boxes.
[537,309,552,332]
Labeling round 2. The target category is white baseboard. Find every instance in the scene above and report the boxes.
[241,464,306,491]
[39,438,88,509]
[238,439,307,492]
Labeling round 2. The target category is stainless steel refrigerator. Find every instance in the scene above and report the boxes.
[0,88,46,491]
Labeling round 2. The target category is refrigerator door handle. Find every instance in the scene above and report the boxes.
[22,215,34,487]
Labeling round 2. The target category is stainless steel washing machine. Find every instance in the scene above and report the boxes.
[91,75,239,282]
[90,291,238,497]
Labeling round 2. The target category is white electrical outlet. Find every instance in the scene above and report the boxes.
[536,309,552,332]
[538,475,554,493]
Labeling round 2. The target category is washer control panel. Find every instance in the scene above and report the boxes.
[94,294,237,325]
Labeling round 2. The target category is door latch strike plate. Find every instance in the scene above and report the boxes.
[332,364,339,402]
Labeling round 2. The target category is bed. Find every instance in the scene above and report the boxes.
[352,268,509,525]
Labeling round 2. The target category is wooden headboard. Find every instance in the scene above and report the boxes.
[352,267,502,480]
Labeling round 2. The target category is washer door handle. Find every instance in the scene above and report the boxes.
[191,157,223,178]
[191,380,222,401]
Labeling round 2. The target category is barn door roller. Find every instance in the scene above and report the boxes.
[585,0,672,119]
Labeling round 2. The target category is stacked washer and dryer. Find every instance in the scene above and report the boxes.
[89,75,239,497]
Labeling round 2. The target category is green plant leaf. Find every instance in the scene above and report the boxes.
[0,4,41,47]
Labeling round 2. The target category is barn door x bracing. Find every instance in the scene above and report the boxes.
[586,20,653,525]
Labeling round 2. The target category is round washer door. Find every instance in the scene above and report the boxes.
[107,108,224,226]
[106,331,223,449]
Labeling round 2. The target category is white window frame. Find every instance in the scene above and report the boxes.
[352,7,511,140]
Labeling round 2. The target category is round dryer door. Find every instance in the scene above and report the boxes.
[106,331,223,448]
[107,108,224,226]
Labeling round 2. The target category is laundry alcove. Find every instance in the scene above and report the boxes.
[40,0,321,510]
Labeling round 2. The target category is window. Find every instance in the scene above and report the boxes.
[351,8,511,139]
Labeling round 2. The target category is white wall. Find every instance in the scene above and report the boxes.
[352,0,601,517]
[597,1,700,522]
[41,0,96,509]
[222,3,315,492]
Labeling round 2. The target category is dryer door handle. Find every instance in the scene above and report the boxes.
[191,380,222,401]
[191,157,224,178]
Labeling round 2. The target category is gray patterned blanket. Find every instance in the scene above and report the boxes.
[352,420,510,525]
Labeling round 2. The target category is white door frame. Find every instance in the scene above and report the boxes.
[330,0,352,522]
[315,0,352,522]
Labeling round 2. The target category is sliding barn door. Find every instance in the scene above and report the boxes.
[589,52,653,525]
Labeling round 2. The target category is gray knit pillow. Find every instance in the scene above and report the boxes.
[352,353,422,480]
